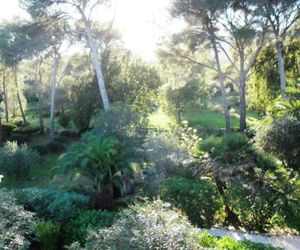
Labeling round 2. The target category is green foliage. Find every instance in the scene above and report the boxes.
[0,122,17,142]
[0,188,36,249]
[46,141,66,153]
[76,199,199,250]
[217,236,279,250]
[58,112,71,128]
[226,181,278,232]
[31,144,49,156]
[59,132,133,194]
[162,79,208,123]
[34,221,61,250]
[196,230,218,248]
[0,141,39,179]
[269,86,300,119]
[15,188,88,223]
[97,103,146,144]
[255,117,300,170]
[70,77,99,133]
[158,177,223,227]
[64,210,117,245]
[199,133,252,164]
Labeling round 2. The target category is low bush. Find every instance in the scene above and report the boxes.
[255,117,300,171]
[67,200,280,250]
[199,133,253,164]
[226,181,278,232]
[158,177,223,227]
[8,133,30,144]
[0,141,39,179]
[73,199,199,249]
[0,188,36,249]
[64,210,117,245]
[46,142,66,153]
[15,188,89,223]
[0,122,17,143]
[31,145,49,156]
[34,221,61,250]
[58,113,71,128]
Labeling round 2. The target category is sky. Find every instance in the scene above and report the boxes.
[0,0,182,62]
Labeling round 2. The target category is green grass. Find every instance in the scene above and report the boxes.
[150,108,260,131]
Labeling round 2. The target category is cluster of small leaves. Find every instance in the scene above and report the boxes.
[15,188,88,223]
[33,221,61,250]
[0,188,36,249]
[69,199,199,250]
[0,141,39,179]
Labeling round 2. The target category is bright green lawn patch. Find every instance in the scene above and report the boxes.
[183,110,240,129]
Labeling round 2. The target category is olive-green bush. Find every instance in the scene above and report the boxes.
[34,221,61,250]
[0,141,39,179]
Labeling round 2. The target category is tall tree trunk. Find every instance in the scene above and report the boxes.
[239,77,247,132]
[80,13,110,110]
[50,53,59,143]
[2,68,9,122]
[35,59,44,134]
[14,66,27,125]
[210,34,231,132]
[276,40,286,90]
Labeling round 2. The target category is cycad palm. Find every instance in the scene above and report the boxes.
[60,132,132,197]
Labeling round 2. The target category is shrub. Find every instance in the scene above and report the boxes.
[34,221,61,250]
[15,188,88,223]
[58,113,71,128]
[31,145,49,156]
[199,133,253,164]
[255,117,300,171]
[75,199,199,250]
[0,123,17,143]
[46,142,65,153]
[64,210,117,245]
[158,177,223,227]
[196,230,218,248]
[226,181,278,232]
[97,103,146,144]
[8,133,30,144]
[0,188,36,249]
[0,141,39,179]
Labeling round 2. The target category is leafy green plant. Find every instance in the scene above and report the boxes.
[34,221,61,250]
[158,177,223,227]
[58,112,71,128]
[15,188,88,223]
[64,210,117,245]
[196,230,218,248]
[59,132,133,200]
[0,141,39,179]
[0,188,36,249]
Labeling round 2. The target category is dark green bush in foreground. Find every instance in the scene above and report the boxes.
[64,210,117,245]
[158,177,223,227]
[15,188,89,223]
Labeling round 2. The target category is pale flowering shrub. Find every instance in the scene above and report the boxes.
[0,189,36,249]
[70,199,200,250]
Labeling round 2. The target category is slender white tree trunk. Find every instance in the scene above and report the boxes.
[211,36,231,132]
[276,40,286,90]
[50,53,59,143]
[14,66,27,125]
[81,15,110,110]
